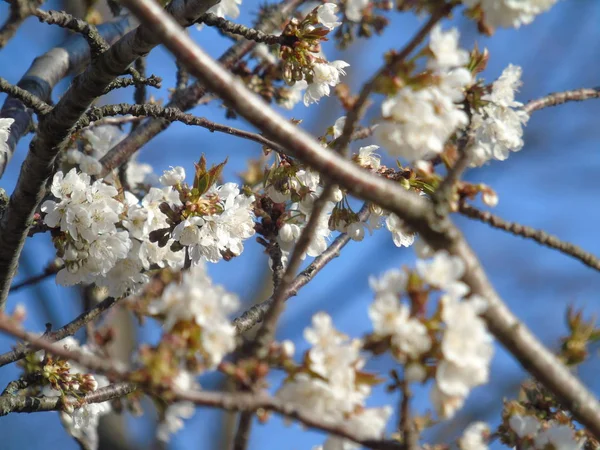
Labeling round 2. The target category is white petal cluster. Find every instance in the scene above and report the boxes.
[416,250,469,299]
[316,3,342,29]
[433,293,493,419]
[75,125,158,187]
[345,0,370,22]
[0,118,14,155]
[385,213,415,248]
[207,0,242,19]
[268,169,337,263]
[375,26,472,162]
[277,312,391,447]
[156,371,197,442]
[304,60,350,106]
[369,270,432,361]
[509,415,585,450]
[42,169,132,287]
[172,182,255,264]
[148,263,239,367]
[459,422,489,450]
[470,64,530,166]
[463,0,558,29]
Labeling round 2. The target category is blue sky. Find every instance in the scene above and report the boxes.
[0,1,599,449]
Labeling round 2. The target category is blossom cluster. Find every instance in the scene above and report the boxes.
[463,0,558,29]
[470,64,530,166]
[42,157,255,297]
[375,25,472,162]
[509,414,585,450]
[368,249,494,419]
[278,4,350,107]
[276,312,392,449]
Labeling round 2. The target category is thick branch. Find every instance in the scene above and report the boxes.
[0,0,220,308]
[119,0,600,438]
[0,14,135,176]
[458,203,600,272]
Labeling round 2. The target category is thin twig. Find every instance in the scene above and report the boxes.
[0,0,44,49]
[198,12,295,46]
[458,202,600,272]
[78,103,288,155]
[9,260,62,293]
[0,77,52,116]
[523,87,600,114]
[0,296,123,367]
[32,9,110,56]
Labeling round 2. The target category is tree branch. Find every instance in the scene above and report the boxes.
[198,12,295,46]
[0,0,220,309]
[76,103,287,154]
[458,202,600,272]
[0,77,52,116]
[0,14,135,176]
[0,381,136,416]
[523,87,600,114]
[0,295,124,367]
[234,204,369,333]
[117,0,600,439]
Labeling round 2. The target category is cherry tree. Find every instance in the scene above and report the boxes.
[0,0,599,449]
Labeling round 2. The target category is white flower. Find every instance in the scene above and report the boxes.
[207,0,242,19]
[356,145,381,170]
[369,294,410,337]
[322,407,392,450]
[392,317,432,360]
[470,65,529,166]
[332,116,346,139]
[304,61,350,106]
[404,363,427,383]
[462,0,558,29]
[280,80,308,109]
[385,214,415,248]
[430,384,465,419]
[509,414,540,438]
[316,3,341,29]
[148,263,238,367]
[276,374,349,425]
[159,166,186,186]
[157,402,195,442]
[459,422,489,450]
[0,118,14,154]
[416,251,469,298]
[375,85,469,161]
[369,269,407,298]
[428,25,469,71]
[534,424,584,450]
[345,0,369,21]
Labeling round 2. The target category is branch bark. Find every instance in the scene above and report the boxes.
[117,0,600,439]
